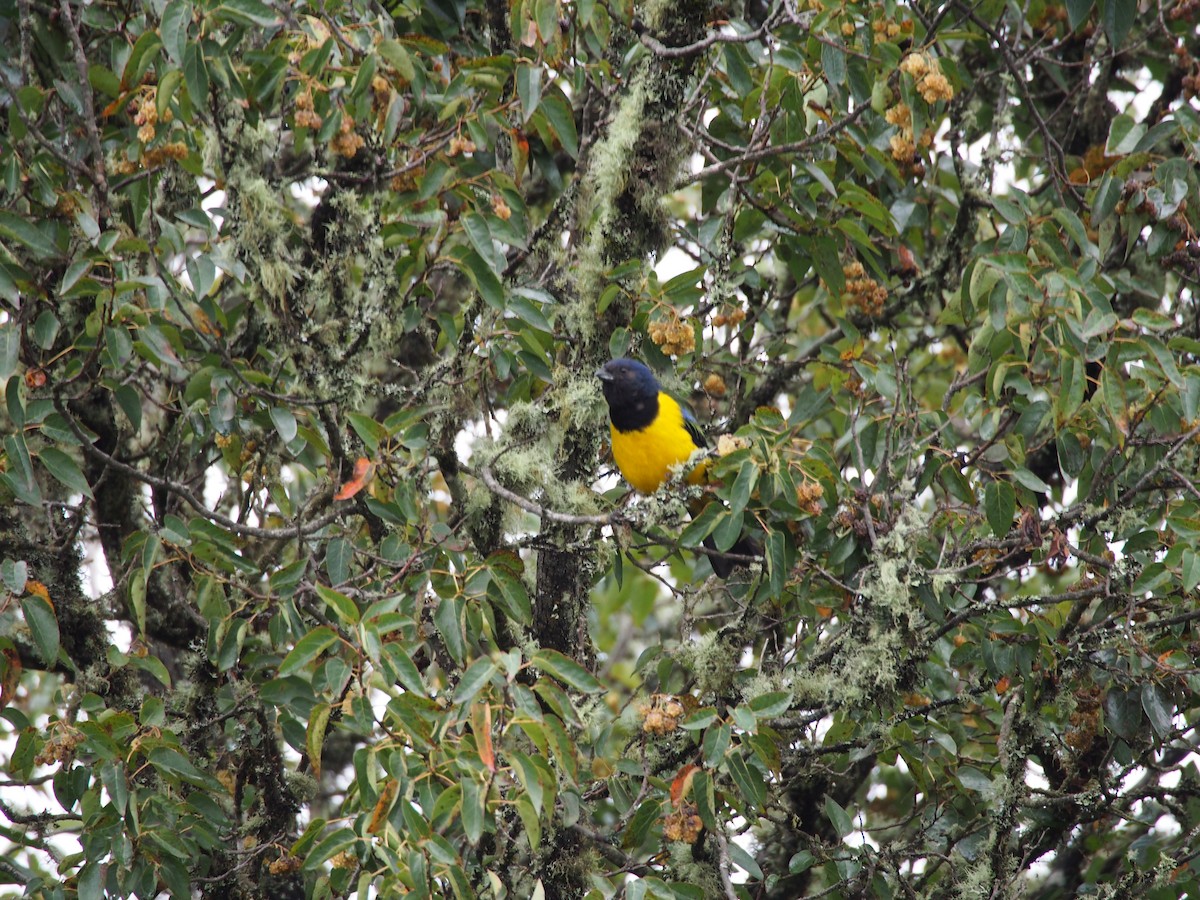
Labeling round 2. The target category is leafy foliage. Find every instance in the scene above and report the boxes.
[3,0,1200,897]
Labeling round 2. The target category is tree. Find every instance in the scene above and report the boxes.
[3,0,1200,896]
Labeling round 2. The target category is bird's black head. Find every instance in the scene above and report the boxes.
[596,358,660,431]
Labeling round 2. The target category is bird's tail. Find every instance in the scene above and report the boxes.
[704,533,761,579]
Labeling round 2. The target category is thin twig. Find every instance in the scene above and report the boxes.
[688,104,871,182]
[58,0,111,223]
[713,826,742,900]
[53,392,344,540]
[476,464,614,526]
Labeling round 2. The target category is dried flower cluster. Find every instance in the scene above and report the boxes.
[900,52,954,103]
[871,14,913,40]
[711,306,746,329]
[716,434,750,456]
[131,88,171,144]
[842,260,888,316]
[295,90,322,130]
[448,134,477,156]
[796,478,825,515]
[331,114,365,158]
[648,312,696,356]
[34,724,83,766]
[662,804,703,843]
[641,693,689,734]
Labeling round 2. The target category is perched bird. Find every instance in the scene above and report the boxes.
[596,357,758,578]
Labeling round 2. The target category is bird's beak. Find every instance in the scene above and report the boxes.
[595,368,612,383]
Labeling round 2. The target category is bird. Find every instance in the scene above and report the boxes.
[596,357,759,578]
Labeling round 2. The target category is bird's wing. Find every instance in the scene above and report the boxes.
[680,402,707,450]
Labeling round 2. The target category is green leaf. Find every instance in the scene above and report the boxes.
[1106,114,1144,155]
[270,406,298,444]
[303,827,358,869]
[78,863,102,900]
[507,290,553,332]
[0,211,61,260]
[529,649,602,693]
[488,563,532,626]
[727,840,765,881]
[1183,550,1200,593]
[748,691,793,719]
[1065,0,1094,29]
[0,324,18,381]
[824,794,854,838]
[278,626,338,677]
[22,594,60,665]
[381,643,426,696]
[434,595,467,665]
[454,657,498,704]
[123,31,162,89]
[38,447,94,499]
[538,93,579,159]
[346,412,387,454]
[728,458,758,515]
[2,559,27,593]
[463,214,499,273]
[517,63,542,123]
[821,41,846,86]
[1091,174,1122,226]
[678,499,724,547]
[1013,467,1051,494]
[692,769,717,831]
[1053,208,1096,259]
[3,434,42,506]
[459,248,506,309]
[216,0,280,27]
[726,751,766,809]
[984,481,1015,538]
[1141,683,1173,739]
[712,507,745,553]
[808,234,844,295]
[31,309,59,349]
[957,765,993,793]
[377,39,416,82]
[700,724,729,768]
[325,537,350,585]
[183,41,208,104]
[306,703,331,777]
[315,584,359,627]
[1101,0,1135,46]
[515,793,541,853]
[1103,688,1143,741]
[1056,354,1085,423]
[461,776,485,845]
[160,0,192,64]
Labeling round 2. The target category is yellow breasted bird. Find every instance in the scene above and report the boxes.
[596,358,759,578]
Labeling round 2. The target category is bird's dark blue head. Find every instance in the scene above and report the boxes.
[596,358,660,431]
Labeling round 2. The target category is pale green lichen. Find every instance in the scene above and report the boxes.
[954,851,996,899]
[678,630,738,697]
[570,77,652,331]
[791,669,840,706]
[859,495,931,625]
[823,488,938,705]
[664,843,723,893]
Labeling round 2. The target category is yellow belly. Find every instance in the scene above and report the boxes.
[609,395,708,494]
